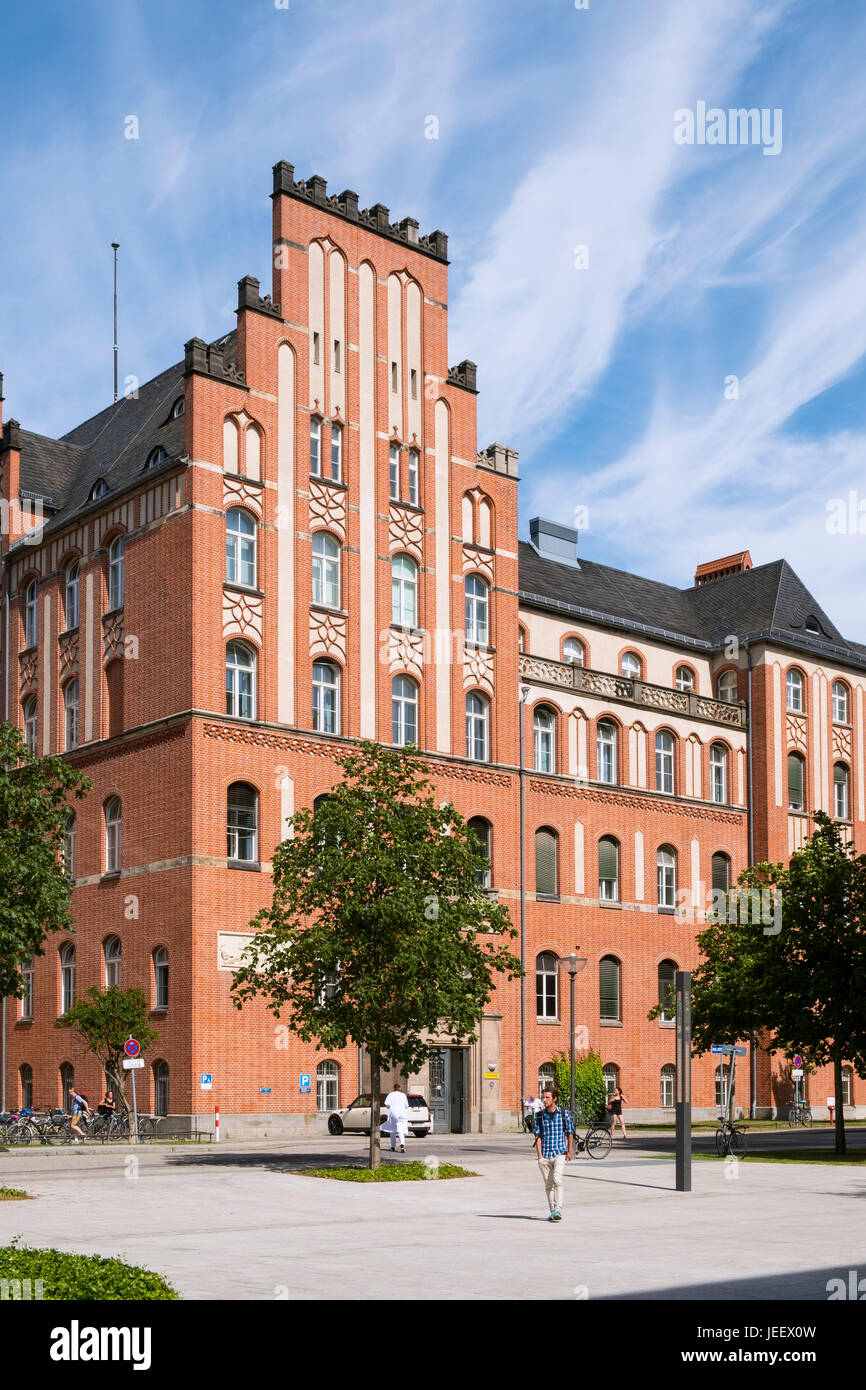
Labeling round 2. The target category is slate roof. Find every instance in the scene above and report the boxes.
[518,541,866,672]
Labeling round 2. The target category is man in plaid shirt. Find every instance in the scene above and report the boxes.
[534,1085,574,1221]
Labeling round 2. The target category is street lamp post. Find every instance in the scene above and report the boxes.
[565,952,588,1122]
[518,684,530,1123]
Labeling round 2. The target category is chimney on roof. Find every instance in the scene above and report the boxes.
[694,550,753,586]
[529,516,580,570]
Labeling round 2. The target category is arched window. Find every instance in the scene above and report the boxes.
[658,960,676,1023]
[145,446,168,472]
[786,668,803,713]
[788,752,805,812]
[466,692,489,761]
[477,495,492,547]
[603,1062,620,1096]
[312,532,340,608]
[841,1066,853,1108]
[465,575,489,646]
[467,817,492,889]
[227,783,258,863]
[620,652,641,680]
[462,493,474,543]
[224,417,240,473]
[597,720,617,785]
[804,614,820,635]
[329,423,343,482]
[312,661,340,734]
[655,731,674,794]
[715,1065,728,1110]
[536,952,559,1019]
[20,1064,33,1111]
[104,797,121,873]
[660,1064,676,1108]
[657,845,676,908]
[19,958,33,1019]
[226,509,256,588]
[61,1062,75,1111]
[518,626,526,654]
[535,828,558,898]
[538,1062,555,1095]
[245,425,261,481]
[309,417,322,476]
[675,665,694,692]
[717,670,738,703]
[407,448,419,507]
[389,442,401,500]
[153,947,169,1009]
[63,811,76,878]
[108,536,125,611]
[316,1060,340,1112]
[832,681,849,724]
[598,836,620,901]
[711,852,730,895]
[392,675,418,746]
[90,478,109,501]
[104,936,121,989]
[226,642,256,720]
[391,555,418,628]
[710,743,728,804]
[600,958,621,1023]
[171,397,185,419]
[60,943,76,1014]
[834,763,850,820]
[65,561,80,631]
[64,680,79,751]
[563,637,584,666]
[23,698,37,754]
[24,580,38,648]
[534,707,555,773]
[154,1060,170,1117]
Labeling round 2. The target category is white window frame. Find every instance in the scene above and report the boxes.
[391,555,418,628]
[226,510,256,588]
[104,936,122,989]
[468,818,492,889]
[534,708,555,773]
[392,676,418,747]
[563,638,584,666]
[389,443,400,500]
[675,666,694,692]
[597,721,617,785]
[834,764,850,820]
[105,797,121,873]
[312,661,340,735]
[717,670,738,703]
[64,680,79,751]
[535,952,558,1020]
[657,847,676,908]
[24,698,37,754]
[655,731,674,794]
[786,669,803,713]
[226,642,256,720]
[154,948,169,1009]
[621,652,641,680]
[312,532,340,609]
[466,692,489,762]
[407,449,419,506]
[65,562,80,631]
[24,580,38,648]
[310,418,322,476]
[330,423,343,482]
[227,783,258,863]
[661,1065,675,1108]
[63,811,76,878]
[20,958,34,1019]
[108,537,125,611]
[598,836,620,902]
[61,943,76,1014]
[465,575,489,646]
[832,681,849,724]
[710,743,728,804]
[316,1061,340,1112]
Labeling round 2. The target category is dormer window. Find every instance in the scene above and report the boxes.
[90,479,109,501]
[170,398,185,419]
[804,615,820,635]
[145,447,168,472]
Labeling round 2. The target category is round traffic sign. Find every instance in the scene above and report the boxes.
[793,1054,803,1068]
[124,1037,141,1058]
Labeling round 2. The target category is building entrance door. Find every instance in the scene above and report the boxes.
[428,1048,468,1133]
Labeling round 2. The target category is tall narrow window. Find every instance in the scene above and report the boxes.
[597,721,617,784]
[24,580,38,647]
[660,1064,676,1108]
[786,669,803,713]
[312,533,340,608]
[657,845,676,908]
[389,443,400,500]
[788,752,805,812]
[226,642,256,720]
[333,339,341,373]
[563,637,584,666]
[391,361,398,393]
[536,952,558,1019]
[535,828,558,898]
[65,562,80,631]
[227,782,258,863]
[834,763,850,820]
[717,670,738,703]
[392,675,418,746]
[675,666,694,692]
[465,692,489,762]
[153,948,169,1008]
[20,958,34,1019]
[226,509,256,588]
[598,836,620,901]
[64,680,79,751]
[104,936,121,989]
[20,1064,33,1111]
[61,1063,75,1111]
[104,797,121,873]
[710,743,728,804]
[309,417,322,476]
[711,852,731,894]
[312,331,320,365]
[599,957,621,1023]
[223,417,239,473]
[658,960,676,1023]
[465,575,489,646]
[317,1060,339,1112]
[60,943,76,1014]
[621,652,641,680]
[312,661,340,734]
[23,698,37,755]
[841,1067,853,1107]
[407,449,419,506]
[534,707,555,773]
[108,537,125,610]
[468,817,492,889]
[655,731,674,794]
[154,1061,170,1117]
[391,555,418,628]
[63,810,76,878]
[410,368,418,399]
[603,1063,620,1097]
[832,681,849,724]
[330,423,343,482]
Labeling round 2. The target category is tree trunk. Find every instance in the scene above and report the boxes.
[834,1052,846,1157]
[369,1056,381,1171]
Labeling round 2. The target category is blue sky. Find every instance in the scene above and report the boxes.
[3,0,866,633]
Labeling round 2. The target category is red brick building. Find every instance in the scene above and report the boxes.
[1,162,862,1133]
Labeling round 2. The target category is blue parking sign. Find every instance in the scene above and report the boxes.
[299,1073,311,1093]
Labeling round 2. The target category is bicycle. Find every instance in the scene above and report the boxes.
[788,1103,812,1128]
[715,1117,748,1157]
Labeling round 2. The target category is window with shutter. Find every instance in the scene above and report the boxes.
[658,960,676,1022]
[788,753,804,811]
[711,853,730,892]
[599,956,621,1022]
[598,836,619,900]
[535,829,558,897]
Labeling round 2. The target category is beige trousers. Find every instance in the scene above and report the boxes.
[537,1154,566,1211]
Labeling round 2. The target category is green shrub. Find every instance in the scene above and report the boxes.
[300,1160,476,1182]
[555,1050,607,1125]
[0,1187,29,1201]
[0,1245,178,1300]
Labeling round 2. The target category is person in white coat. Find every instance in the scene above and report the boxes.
[383,1082,410,1152]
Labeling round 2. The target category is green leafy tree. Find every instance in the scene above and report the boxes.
[0,721,89,999]
[687,813,866,1155]
[231,741,521,1168]
[554,1050,606,1124]
[59,987,158,1108]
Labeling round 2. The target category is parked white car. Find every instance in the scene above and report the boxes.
[327,1093,431,1139]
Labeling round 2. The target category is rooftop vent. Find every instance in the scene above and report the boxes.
[529,517,580,570]
[694,550,752,586]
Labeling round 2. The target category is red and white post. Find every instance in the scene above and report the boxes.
[214,1105,220,1143]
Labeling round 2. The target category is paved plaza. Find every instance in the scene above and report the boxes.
[1,1133,863,1301]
